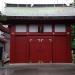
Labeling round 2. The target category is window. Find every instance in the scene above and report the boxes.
[55,24,66,32]
[29,25,38,32]
[16,24,53,33]
[16,25,26,32]
[43,24,52,32]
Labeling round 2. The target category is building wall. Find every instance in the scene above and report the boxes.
[10,24,72,63]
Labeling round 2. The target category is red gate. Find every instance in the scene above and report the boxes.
[15,36,28,63]
[28,36,52,63]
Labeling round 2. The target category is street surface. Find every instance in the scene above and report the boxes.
[0,63,75,75]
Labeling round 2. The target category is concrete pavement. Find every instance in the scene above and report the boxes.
[0,63,75,75]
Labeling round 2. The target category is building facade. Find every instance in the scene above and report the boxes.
[2,4,75,63]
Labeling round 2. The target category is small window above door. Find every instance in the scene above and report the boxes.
[43,25,52,32]
[16,25,27,32]
[29,25,38,32]
[55,24,66,32]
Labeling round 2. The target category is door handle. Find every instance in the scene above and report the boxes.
[49,39,52,42]
[41,39,44,42]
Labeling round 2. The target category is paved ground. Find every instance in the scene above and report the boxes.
[0,63,75,75]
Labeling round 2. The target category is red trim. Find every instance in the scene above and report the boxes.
[15,32,68,36]
[10,25,15,63]
[66,25,72,62]
[15,32,53,36]
[66,25,71,32]
[53,32,67,35]
[66,35,72,63]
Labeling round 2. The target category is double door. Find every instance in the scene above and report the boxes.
[29,36,52,63]
[14,36,52,63]
[14,35,71,63]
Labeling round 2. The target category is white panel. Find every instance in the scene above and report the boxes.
[55,24,66,32]
[29,25,38,32]
[16,25,26,32]
[3,7,75,16]
[44,25,52,32]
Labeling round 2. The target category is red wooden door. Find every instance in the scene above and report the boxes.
[15,36,28,63]
[41,38,52,63]
[53,36,71,63]
[29,36,52,63]
[29,37,41,63]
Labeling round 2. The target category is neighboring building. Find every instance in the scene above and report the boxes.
[0,12,10,62]
[0,11,1,15]
[2,3,75,63]
[69,0,75,7]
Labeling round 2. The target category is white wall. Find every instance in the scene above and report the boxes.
[3,7,75,16]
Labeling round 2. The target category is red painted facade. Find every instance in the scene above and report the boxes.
[9,23,72,63]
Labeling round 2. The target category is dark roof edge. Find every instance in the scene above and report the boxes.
[6,3,67,7]
[6,16,75,20]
